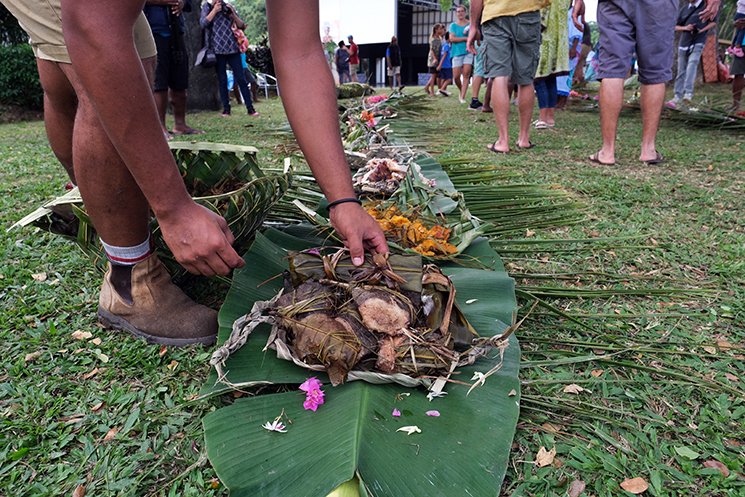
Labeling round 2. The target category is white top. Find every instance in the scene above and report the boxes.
[738,0,745,15]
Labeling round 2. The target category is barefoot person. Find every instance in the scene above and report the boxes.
[0,0,387,346]
[144,0,204,138]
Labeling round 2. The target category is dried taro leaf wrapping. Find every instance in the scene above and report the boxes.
[288,250,422,293]
[421,282,477,350]
[288,312,363,386]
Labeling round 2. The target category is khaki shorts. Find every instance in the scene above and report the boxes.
[2,0,156,64]
[387,66,401,77]
[350,63,359,75]
[481,10,542,86]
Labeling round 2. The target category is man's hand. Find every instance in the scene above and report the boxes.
[699,0,720,22]
[466,24,480,55]
[572,0,585,31]
[158,202,245,276]
[328,203,388,266]
[172,0,184,16]
[735,18,745,30]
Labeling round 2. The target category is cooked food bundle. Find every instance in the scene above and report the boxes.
[365,205,459,257]
[268,249,478,385]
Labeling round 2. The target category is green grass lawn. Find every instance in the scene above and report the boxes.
[1,81,743,496]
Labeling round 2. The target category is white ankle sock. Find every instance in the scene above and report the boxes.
[101,236,153,266]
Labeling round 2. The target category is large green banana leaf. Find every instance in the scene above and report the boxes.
[202,231,520,496]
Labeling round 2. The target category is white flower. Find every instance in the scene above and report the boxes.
[426,391,448,402]
[471,372,486,382]
[396,425,422,435]
[262,420,288,433]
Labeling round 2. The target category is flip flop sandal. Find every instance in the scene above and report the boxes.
[643,151,666,165]
[516,141,538,150]
[486,143,508,154]
[588,152,615,165]
[533,120,549,130]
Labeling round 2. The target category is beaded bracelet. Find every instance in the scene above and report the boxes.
[327,197,362,209]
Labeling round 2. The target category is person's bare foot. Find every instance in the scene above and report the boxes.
[588,151,615,165]
[724,103,740,112]
[172,127,205,135]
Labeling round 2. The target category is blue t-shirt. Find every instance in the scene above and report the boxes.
[449,22,469,58]
[440,42,452,69]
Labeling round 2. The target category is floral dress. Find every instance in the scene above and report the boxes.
[535,0,570,79]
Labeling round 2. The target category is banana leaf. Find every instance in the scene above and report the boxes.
[202,230,519,496]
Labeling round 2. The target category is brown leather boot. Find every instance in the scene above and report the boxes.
[98,253,218,346]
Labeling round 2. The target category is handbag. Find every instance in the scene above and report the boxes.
[231,23,250,54]
[195,29,217,68]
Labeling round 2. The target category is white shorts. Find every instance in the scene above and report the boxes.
[387,66,401,77]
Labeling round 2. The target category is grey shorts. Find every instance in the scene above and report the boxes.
[481,10,542,86]
[732,54,745,76]
[597,0,677,85]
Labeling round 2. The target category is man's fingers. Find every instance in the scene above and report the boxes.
[347,235,365,266]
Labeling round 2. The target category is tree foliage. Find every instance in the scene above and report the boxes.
[230,0,267,44]
[0,3,28,45]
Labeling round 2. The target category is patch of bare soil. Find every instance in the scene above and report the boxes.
[0,103,43,124]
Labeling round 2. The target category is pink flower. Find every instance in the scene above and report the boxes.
[425,410,440,417]
[584,94,589,99]
[392,408,401,417]
[300,377,325,411]
[593,95,599,100]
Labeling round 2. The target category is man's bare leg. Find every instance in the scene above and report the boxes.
[482,78,493,112]
[153,89,172,139]
[488,76,510,152]
[36,59,78,184]
[516,82,535,148]
[170,89,203,135]
[592,77,623,164]
[58,62,151,247]
[639,82,665,162]
[727,74,744,112]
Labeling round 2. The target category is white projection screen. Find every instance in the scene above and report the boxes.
[319,0,397,45]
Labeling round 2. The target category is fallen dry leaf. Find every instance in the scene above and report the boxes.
[724,373,739,382]
[103,427,119,441]
[159,345,168,358]
[24,351,42,363]
[72,484,86,497]
[89,337,102,346]
[620,477,648,494]
[31,272,47,282]
[703,460,730,477]
[590,369,603,377]
[82,367,99,380]
[90,402,104,412]
[63,414,85,424]
[542,422,565,433]
[703,346,717,355]
[535,446,556,468]
[72,330,93,340]
[508,389,517,397]
[166,360,179,371]
[526,229,535,237]
[716,339,733,350]
[568,480,586,497]
[563,384,590,395]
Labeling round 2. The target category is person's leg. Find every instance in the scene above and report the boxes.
[731,74,744,111]
[215,56,231,114]
[488,76,511,152]
[683,44,704,99]
[459,63,472,101]
[638,82,666,162]
[534,79,549,123]
[170,89,203,134]
[471,75,482,99]
[452,63,463,95]
[516,82,535,148]
[229,53,254,112]
[545,75,557,125]
[153,90,172,138]
[672,49,688,101]
[594,77,624,164]
[482,78,493,112]
[35,59,78,184]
